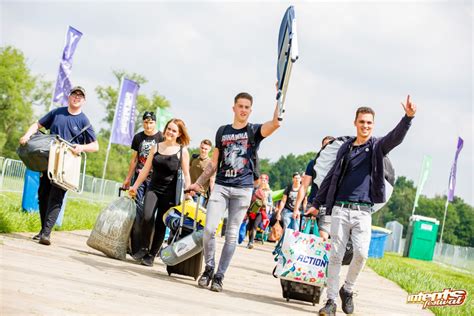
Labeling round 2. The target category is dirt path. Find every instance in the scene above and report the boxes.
[0,231,432,315]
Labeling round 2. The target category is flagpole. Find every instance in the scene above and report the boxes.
[439,195,449,244]
[412,156,424,216]
[100,76,124,195]
[49,83,57,112]
[411,155,432,216]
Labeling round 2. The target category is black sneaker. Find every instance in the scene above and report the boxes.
[32,233,42,240]
[247,242,254,249]
[131,248,148,261]
[339,286,354,314]
[39,235,51,246]
[198,265,214,288]
[141,254,155,267]
[210,275,223,292]
[319,299,337,316]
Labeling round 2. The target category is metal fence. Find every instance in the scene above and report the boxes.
[0,157,121,203]
[433,242,474,272]
[393,238,473,272]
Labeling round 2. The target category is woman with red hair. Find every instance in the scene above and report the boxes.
[130,118,191,267]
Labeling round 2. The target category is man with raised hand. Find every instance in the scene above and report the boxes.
[19,86,99,246]
[312,96,416,316]
[187,92,280,292]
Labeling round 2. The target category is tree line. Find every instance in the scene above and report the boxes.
[1,46,472,247]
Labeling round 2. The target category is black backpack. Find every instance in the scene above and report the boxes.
[215,123,260,180]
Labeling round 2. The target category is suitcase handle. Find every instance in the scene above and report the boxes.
[118,187,126,197]
[193,194,201,231]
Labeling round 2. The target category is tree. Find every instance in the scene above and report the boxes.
[95,70,170,133]
[266,152,316,190]
[86,70,170,181]
[0,46,51,158]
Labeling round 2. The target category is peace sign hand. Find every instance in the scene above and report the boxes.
[401,95,417,117]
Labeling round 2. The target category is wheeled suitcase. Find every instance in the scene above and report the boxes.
[164,195,204,280]
[166,250,203,280]
[281,279,322,305]
[276,215,324,305]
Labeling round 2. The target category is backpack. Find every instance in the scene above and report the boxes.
[215,123,260,180]
[313,136,395,213]
[189,153,200,166]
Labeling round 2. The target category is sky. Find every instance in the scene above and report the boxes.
[1,0,472,205]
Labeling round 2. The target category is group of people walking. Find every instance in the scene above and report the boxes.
[20,85,417,315]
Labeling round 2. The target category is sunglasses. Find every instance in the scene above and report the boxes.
[71,92,85,98]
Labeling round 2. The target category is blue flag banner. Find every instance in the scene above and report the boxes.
[110,78,140,146]
[52,26,83,106]
[447,137,464,202]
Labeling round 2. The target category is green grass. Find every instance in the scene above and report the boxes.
[0,192,105,233]
[367,253,473,316]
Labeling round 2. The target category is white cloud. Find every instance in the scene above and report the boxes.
[1,0,472,204]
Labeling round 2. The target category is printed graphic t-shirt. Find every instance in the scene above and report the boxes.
[39,107,96,145]
[131,131,164,178]
[283,184,300,211]
[215,124,264,188]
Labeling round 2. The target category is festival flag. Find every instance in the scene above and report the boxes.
[52,26,83,106]
[110,78,140,146]
[413,155,432,208]
[447,137,464,202]
[155,107,173,132]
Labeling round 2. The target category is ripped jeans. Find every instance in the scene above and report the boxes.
[203,184,253,278]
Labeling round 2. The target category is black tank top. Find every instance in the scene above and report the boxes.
[148,149,181,196]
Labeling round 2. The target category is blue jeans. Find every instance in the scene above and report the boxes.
[203,184,253,277]
[192,194,207,207]
[282,208,302,231]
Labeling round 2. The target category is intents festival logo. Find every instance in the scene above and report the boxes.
[407,288,467,309]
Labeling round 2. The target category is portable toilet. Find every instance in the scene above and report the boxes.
[403,215,439,261]
[385,221,403,253]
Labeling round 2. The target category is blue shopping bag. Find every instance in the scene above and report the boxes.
[238,221,247,244]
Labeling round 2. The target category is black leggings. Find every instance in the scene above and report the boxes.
[247,213,263,243]
[141,190,174,256]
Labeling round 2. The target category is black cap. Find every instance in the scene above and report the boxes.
[69,86,86,97]
[142,111,156,121]
[292,172,300,177]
